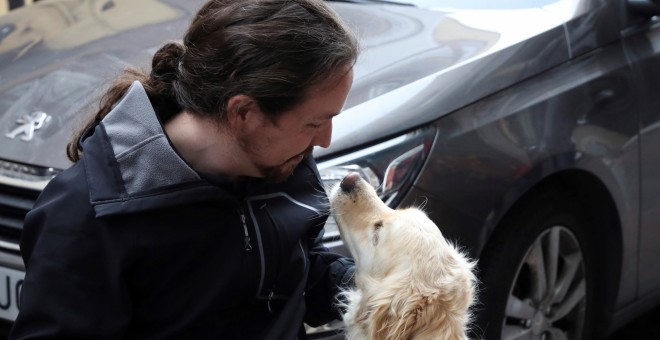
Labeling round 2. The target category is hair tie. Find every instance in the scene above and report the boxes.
[150,54,182,83]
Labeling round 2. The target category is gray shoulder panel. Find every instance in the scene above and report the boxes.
[101,81,199,195]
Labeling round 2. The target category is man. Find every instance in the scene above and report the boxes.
[11,0,358,338]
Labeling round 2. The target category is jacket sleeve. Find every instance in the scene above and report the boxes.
[303,224,355,327]
[10,164,133,340]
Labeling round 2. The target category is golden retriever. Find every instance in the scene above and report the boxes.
[329,173,476,340]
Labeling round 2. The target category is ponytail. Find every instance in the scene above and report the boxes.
[66,42,184,162]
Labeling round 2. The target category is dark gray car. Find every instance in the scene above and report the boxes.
[1,0,660,339]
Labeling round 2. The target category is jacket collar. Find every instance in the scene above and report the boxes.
[81,81,234,217]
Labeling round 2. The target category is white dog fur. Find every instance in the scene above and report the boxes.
[330,173,476,340]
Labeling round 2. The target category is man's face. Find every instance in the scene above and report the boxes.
[239,68,354,183]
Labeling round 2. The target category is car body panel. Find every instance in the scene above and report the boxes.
[411,40,640,309]
[542,0,622,57]
[318,4,569,158]
[624,17,660,298]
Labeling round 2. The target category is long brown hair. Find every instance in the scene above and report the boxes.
[66,0,358,162]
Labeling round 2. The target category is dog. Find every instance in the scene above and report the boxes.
[329,173,476,340]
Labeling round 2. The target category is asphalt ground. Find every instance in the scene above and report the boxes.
[606,305,660,340]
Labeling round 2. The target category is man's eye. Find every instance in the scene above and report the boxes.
[308,122,324,128]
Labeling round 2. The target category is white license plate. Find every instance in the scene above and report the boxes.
[0,266,24,321]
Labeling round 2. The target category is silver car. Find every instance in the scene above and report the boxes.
[2,0,660,339]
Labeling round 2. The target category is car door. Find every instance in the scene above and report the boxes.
[623,8,660,297]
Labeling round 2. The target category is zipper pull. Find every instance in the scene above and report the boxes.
[240,212,252,251]
[267,290,274,313]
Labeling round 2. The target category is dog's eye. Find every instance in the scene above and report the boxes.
[374,221,383,230]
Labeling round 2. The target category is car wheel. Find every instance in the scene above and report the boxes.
[473,189,596,340]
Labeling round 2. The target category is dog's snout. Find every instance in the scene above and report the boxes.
[340,173,361,193]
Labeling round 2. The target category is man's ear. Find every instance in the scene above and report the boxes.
[226,95,263,130]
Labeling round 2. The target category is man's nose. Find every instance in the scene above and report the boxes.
[314,120,333,148]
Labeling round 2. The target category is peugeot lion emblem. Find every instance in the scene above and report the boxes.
[5,111,50,142]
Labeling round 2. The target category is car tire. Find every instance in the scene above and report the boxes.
[472,187,596,340]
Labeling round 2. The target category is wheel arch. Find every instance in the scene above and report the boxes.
[479,167,623,336]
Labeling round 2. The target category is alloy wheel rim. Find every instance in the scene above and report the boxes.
[501,226,587,340]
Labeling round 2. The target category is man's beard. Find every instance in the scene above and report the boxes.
[258,147,314,183]
[239,135,313,183]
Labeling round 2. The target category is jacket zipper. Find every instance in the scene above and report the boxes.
[239,209,252,251]
[263,204,278,314]
[267,290,274,313]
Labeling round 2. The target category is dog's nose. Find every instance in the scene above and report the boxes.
[340,173,361,193]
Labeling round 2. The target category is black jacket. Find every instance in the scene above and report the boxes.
[10,82,353,340]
